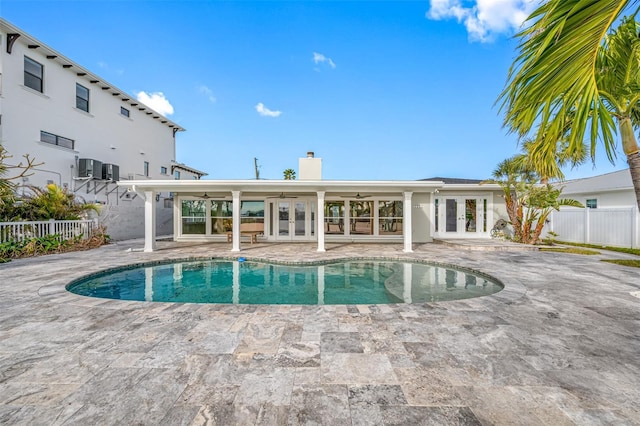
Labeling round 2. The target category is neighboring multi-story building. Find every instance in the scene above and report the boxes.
[0,18,206,239]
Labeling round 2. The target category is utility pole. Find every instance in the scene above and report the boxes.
[254,157,260,180]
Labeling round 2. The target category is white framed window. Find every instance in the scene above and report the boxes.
[586,199,597,209]
[174,170,181,180]
[76,83,89,112]
[24,56,44,92]
[160,166,167,175]
[120,106,130,117]
[143,161,149,177]
[40,130,74,149]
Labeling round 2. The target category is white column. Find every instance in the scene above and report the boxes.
[317,191,326,252]
[403,191,413,252]
[144,190,156,252]
[231,190,241,252]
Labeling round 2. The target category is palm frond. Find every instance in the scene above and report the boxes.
[499,0,637,160]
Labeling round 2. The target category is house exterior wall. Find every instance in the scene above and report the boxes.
[0,19,200,240]
[412,193,432,243]
[563,190,635,209]
[0,27,178,191]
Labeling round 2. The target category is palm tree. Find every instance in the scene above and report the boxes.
[499,1,640,212]
[488,158,582,244]
[515,135,587,183]
[283,169,296,180]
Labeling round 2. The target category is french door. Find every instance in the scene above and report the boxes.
[273,199,315,240]
[436,196,488,238]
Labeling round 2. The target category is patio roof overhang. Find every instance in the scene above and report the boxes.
[117,179,454,194]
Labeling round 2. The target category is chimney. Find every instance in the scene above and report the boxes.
[298,151,322,180]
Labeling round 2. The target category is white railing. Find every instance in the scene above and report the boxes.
[0,219,98,244]
[546,207,639,248]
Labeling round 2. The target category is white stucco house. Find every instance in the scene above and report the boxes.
[119,152,508,252]
[548,169,640,248]
[0,18,206,239]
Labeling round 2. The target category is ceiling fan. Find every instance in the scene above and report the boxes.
[340,193,371,199]
[266,192,298,199]
[195,193,225,199]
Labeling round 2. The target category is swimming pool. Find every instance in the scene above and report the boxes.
[67,259,503,305]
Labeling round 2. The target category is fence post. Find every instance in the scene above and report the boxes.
[584,208,589,244]
[633,206,639,249]
[48,219,55,237]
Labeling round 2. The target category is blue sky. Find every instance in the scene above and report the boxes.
[2,0,630,181]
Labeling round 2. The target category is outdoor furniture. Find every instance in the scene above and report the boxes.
[227,222,264,244]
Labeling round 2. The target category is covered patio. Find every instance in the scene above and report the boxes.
[119,179,448,253]
[120,174,508,253]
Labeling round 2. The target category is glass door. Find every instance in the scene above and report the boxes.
[272,199,314,240]
[278,201,290,237]
[436,196,487,238]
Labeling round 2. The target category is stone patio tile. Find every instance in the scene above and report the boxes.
[320,331,363,353]
[235,323,285,354]
[394,367,464,406]
[234,368,295,406]
[321,353,398,384]
[287,384,350,425]
[347,384,407,406]
[379,406,482,425]
[274,341,321,368]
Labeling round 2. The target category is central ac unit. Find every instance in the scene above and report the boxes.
[78,158,103,178]
[102,163,120,181]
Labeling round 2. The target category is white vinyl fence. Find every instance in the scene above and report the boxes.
[0,219,98,244]
[546,207,639,248]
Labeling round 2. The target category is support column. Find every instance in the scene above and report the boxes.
[231,190,241,252]
[403,191,413,252]
[144,190,156,252]
[317,191,326,252]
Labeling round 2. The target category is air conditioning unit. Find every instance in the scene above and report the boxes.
[78,158,103,178]
[102,163,120,181]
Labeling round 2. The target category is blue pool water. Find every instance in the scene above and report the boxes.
[66,259,503,305]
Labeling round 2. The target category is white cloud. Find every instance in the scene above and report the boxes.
[426,0,536,42]
[313,52,336,69]
[136,91,174,116]
[255,102,282,118]
[198,85,217,103]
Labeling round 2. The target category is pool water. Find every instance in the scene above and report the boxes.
[67,259,503,305]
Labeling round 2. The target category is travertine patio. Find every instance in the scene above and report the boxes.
[0,241,639,425]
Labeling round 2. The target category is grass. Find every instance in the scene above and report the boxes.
[539,247,600,255]
[555,240,640,256]
[601,259,640,268]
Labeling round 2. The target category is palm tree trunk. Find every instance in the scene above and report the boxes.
[629,152,640,213]
[619,117,640,212]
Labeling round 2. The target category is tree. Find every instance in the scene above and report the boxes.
[0,145,40,207]
[488,158,582,244]
[283,169,296,180]
[499,1,640,212]
[15,184,100,221]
